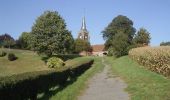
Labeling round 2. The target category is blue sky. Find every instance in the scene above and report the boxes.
[0,0,170,46]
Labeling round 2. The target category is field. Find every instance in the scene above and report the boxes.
[0,49,48,77]
[105,56,170,100]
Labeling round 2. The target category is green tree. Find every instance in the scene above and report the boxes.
[0,33,15,50]
[133,28,151,46]
[31,11,74,56]
[17,32,32,49]
[74,39,92,53]
[102,15,136,57]
[160,41,170,46]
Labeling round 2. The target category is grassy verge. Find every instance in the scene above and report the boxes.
[39,57,103,100]
[105,56,170,100]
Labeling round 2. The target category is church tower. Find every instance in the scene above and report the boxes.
[77,16,90,41]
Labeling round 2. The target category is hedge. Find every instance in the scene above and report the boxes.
[129,46,170,77]
[0,57,94,100]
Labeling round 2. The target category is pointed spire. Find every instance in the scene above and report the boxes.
[81,16,86,30]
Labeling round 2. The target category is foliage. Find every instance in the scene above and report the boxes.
[31,11,74,57]
[0,33,15,48]
[102,15,136,57]
[0,69,69,100]
[0,51,6,57]
[74,39,92,53]
[8,53,17,61]
[16,32,32,49]
[106,56,170,100]
[129,46,170,77]
[49,57,103,100]
[133,28,151,46]
[160,41,170,46]
[47,57,65,69]
[0,57,94,100]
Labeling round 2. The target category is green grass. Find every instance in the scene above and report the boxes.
[0,49,48,77]
[105,56,170,100]
[38,57,103,100]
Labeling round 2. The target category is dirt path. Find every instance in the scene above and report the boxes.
[78,58,130,100]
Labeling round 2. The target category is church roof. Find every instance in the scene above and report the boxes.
[92,44,105,52]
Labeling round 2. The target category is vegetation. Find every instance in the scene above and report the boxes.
[105,56,170,100]
[0,55,94,100]
[47,57,65,68]
[160,41,170,46]
[74,39,92,53]
[16,32,32,49]
[0,49,48,77]
[133,28,151,47]
[0,51,6,57]
[8,53,17,61]
[0,33,15,49]
[46,57,103,100]
[102,15,136,57]
[129,46,170,77]
[31,11,74,56]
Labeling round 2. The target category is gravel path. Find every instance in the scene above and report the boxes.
[78,58,130,100]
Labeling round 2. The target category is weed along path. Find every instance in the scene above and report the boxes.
[78,58,130,100]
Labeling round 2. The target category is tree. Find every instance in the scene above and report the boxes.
[31,11,74,56]
[133,28,151,46]
[0,33,15,49]
[74,39,92,53]
[102,15,136,57]
[160,41,170,46]
[16,32,32,49]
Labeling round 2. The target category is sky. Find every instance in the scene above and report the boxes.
[0,0,170,46]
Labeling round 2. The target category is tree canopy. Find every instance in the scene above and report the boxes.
[31,11,74,56]
[133,28,151,46]
[0,33,15,48]
[102,15,136,57]
[74,39,92,53]
[16,32,32,49]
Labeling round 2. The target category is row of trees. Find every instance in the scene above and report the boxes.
[0,11,92,57]
[102,15,151,57]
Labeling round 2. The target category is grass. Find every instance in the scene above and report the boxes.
[38,57,103,100]
[105,56,170,100]
[0,49,48,77]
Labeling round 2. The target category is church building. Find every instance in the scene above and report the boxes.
[77,16,107,56]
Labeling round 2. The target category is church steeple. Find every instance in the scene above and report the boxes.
[78,16,90,41]
[81,16,86,30]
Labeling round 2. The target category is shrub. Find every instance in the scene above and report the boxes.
[129,46,170,77]
[8,53,17,61]
[0,51,6,57]
[47,57,65,69]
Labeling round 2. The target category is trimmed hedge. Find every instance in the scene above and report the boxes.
[8,53,17,61]
[0,57,94,100]
[129,46,170,77]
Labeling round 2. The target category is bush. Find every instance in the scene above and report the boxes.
[8,53,17,61]
[47,57,65,68]
[129,46,170,77]
[0,51,6,57]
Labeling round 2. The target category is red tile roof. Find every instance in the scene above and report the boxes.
[92,44,105,52]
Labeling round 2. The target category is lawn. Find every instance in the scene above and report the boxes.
[0,49,49,77]
[105,56,170,100]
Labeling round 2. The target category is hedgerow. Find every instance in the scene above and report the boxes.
[0,57,94,100]
[129,46,170,77]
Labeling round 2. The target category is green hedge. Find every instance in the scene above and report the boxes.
[0,57,94,100]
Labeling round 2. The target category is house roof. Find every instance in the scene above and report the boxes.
[92,44,105,52]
